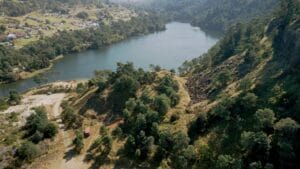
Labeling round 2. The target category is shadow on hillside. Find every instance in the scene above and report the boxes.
[63,147,77,161]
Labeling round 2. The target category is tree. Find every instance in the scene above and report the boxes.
[109,75,139,112]
[154,94,171,116]
[215,155,242,169]
[100,135,113,155]
[124,135,136,158]
[43,123,58,139]
[240,131,270,158]
[8,90,21,105]
[172,132,190,154]
[16,141,41,162]
[135,113,146,132]
[169,90,180,107]
[188,112,208,141]
[24,107,57,143]
[273,118,299,168]
[112,127,123,138]
[274,118,299,140]
[157,75,179,93]
[61,106,83,129]
[239,77,252,91]
[213,69,233,88]
[255,109,276,130]
[73,130,84,154]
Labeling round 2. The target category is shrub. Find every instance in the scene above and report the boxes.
[73,130,84,154]
[8,90,21,105]
[76,83,88,94]
[61,106,83,129]
[170,113,180,122]
[16,141,41,162]
[154,94,171,116]
[76,11,89,19]
[212,69,233,89]
[24,107,58,142]
[43,123,58,139]
[0,98,8,110]
[112,127,123,138]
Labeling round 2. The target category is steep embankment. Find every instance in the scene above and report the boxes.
[182,0,300,168]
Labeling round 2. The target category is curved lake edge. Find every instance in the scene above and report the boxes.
[0,22,220,96]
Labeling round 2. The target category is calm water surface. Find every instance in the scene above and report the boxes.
[0,22,219,96]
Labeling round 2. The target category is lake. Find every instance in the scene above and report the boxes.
[0,22,219,96]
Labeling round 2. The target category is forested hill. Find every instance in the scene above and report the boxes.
[114,0,279,32]
[179,0,300,168]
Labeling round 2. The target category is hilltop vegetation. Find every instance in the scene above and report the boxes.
[114,0,279,32]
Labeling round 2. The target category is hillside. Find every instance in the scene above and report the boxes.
[0,0,299,169]
[180,0,300,168]
[112,0,279,32]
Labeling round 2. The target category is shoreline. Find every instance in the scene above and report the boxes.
[19,55,64,80]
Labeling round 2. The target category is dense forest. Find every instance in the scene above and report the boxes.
[114,0,279,32]
[0,13,165,83]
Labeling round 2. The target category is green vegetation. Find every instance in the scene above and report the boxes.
[8,90,21,105]
[24,107,58,143]
[76,11,89,19]
[181,1,300,168]
[16,141,41,162]
[0,0,103,16]
[61,106,83,129]
[0,13,165,83]
[1,0,299,168]
[73,130,84,154]
[128,0,278,32]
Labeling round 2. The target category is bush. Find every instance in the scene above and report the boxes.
[212,69,233,89]
[43,123,58,139]
[157,75,179,94]
[154,94,171,116]
[76,83,88,94]
[61,106,83,129]
[112,127,123,138]
[16,141,41,162]
[239,77,252,91]
[255,108,276,130]
[76,11,89,19]
[73,130,84,154]
[170,113,180,122]
[0,98,8,110]
[188,112,208,141]
[169,91,180,107]
[8,90,21,105]
[24,107,58,143]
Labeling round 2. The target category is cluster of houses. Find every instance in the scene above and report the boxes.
[0,12,101,47]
